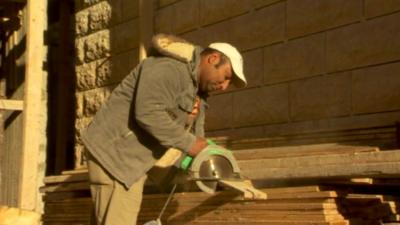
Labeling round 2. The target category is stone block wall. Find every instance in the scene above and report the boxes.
[73,0,400,167]
[74,0,139,168]
[152,0,400,140]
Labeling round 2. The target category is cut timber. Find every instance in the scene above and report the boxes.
[139,186,337,201]
[219,179,267,200]
[240,150,400,180]
[61,169,88,175]
[140,202,339,212]
[44,173,88,184]
[39,182,89,193]
[243,161,400,180]
[232,144,378,160]
[164,222,349,225]
[165,214,345,222]
[0,99,23,111]
[43,191,91,202]
[239,150,400,170]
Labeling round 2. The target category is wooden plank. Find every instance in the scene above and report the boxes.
[61,169,88,175]
[219,179,267,200]
[232,145,378,160]
[19,0,47,211]
[141,187,337,201]
[0,99,23,110]
[239,150,400,170]
[39,182,89,193]
[242,162,400,180]
[156,222,349,225]
[322,180,400,196]
[347,219,381,225]
[141,202,339,212]
[43,191,91,202]
[164,215,346,222]
[139,208,344,216]
[259,185,324,194]
[44,200,339,216]
[164,214,346,223]
[43,173,89,184]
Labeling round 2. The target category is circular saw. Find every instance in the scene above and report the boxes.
[182,144,242,193]
[179,140,267,199]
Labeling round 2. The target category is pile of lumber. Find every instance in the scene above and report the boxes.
[41,170,91,225]
[42,184,400,225]
[40,143,400,225]
[137,185,400,225]
[236,145,400,183]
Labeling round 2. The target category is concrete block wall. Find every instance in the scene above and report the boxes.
[73,0,400,168]
[153,0,400,139]
[74,0,139,168]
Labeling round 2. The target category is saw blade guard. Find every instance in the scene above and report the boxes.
[188,145,241,193]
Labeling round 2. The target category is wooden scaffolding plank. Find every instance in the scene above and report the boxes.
[0,99,23,110]
[20,0,47,211]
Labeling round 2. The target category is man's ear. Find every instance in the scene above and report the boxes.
[207,53,219,65]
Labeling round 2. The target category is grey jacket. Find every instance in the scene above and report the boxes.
[81,35,206,188]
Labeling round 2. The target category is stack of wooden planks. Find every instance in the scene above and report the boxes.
[139,186,347,225]
[236,145,400,183]
[41,143,400,225]
[212,126,398,150]
[41,183,400,225]
[137,185,400,225]
[41,170,91,225]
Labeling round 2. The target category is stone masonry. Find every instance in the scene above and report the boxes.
[74,0,139,168]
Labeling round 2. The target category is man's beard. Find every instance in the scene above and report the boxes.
[206,82,219,92]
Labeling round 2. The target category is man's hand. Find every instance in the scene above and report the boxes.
[187,137,208,157]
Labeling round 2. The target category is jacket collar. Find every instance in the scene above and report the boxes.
[151,34,196,62]
[150,33,203,85]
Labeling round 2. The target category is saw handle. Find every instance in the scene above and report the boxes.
[180,139,217,170]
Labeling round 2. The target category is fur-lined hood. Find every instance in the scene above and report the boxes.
[149,34,197,62]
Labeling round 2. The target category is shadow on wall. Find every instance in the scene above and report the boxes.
[46,0,77,175]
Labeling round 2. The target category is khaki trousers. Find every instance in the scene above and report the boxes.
[86,153,147,225]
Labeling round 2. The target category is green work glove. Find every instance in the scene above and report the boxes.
[180,139,216,170]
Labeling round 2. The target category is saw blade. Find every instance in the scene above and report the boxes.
[198,155,235,192]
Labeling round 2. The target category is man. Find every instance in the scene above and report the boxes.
[81,34,247,225]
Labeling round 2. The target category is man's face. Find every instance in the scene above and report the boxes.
[198,53,233,93]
